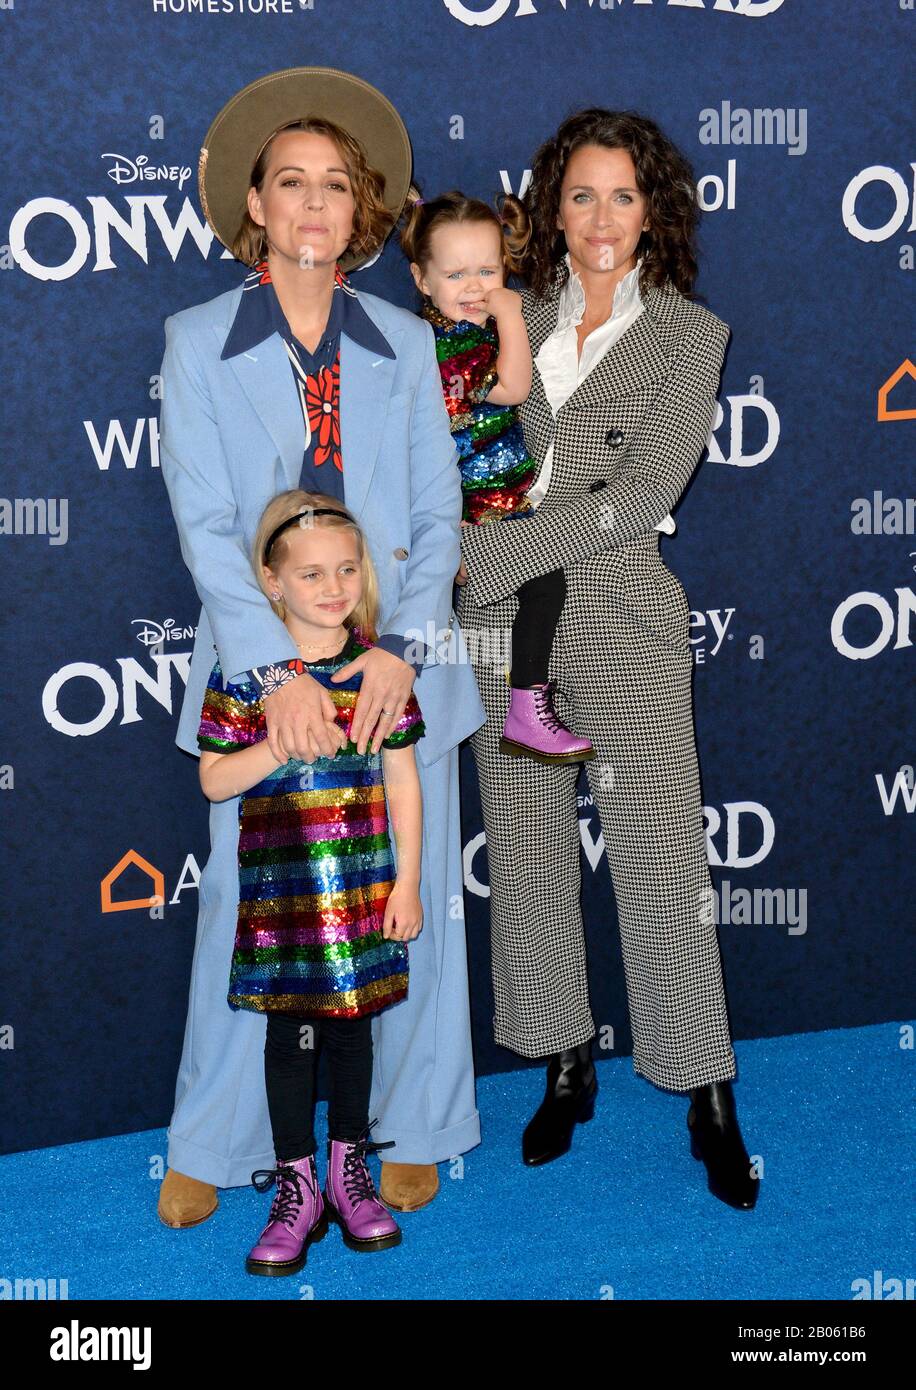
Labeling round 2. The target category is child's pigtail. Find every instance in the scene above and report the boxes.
[398,183,427,264]
[495,192,532,276]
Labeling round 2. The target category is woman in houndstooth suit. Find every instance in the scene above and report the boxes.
[457,109,759,1210]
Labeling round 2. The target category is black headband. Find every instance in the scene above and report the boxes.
[263,506,356,562]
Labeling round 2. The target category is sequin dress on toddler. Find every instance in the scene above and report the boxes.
[420,297,594,764]
[419,299,536,524]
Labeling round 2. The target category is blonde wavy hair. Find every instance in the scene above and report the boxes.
[253,489,380,643]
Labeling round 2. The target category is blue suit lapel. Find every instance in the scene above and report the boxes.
[222,332,303,487]
[216,311,398,516]
[339,328,397,517]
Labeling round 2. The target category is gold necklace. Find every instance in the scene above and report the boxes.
[295,635,346,654]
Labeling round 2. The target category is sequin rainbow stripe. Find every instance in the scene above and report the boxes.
[420,299,537,523]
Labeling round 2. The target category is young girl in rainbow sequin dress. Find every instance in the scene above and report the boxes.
[400,190,593,764]
[196,490,424,1277]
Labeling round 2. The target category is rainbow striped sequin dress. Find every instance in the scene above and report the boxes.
[420,298,537,524]
[196,631,424,1020]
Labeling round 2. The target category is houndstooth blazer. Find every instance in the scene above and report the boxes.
[458,261,730,648]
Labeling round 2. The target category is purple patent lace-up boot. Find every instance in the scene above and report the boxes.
[324,1120,402,1252]
[246,1153,328,1277]
[500,680,595,764]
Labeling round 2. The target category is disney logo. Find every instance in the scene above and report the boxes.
[132,618,197,648]
[101,153,192,190]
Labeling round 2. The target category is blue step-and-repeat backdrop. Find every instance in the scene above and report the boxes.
[1,0,913,1155]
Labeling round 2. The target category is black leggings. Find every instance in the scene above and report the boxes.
[264,1011,373,1162]
[510,567,566,686]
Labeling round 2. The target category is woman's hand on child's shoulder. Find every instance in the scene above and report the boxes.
[382,883,423,942]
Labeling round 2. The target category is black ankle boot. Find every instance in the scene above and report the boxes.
[687,1080,759,1210]
[522,1042,598,1166]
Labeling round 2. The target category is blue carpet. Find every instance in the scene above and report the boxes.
[2,1023,912,1301]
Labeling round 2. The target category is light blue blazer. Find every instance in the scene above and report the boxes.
[159,280,486,766]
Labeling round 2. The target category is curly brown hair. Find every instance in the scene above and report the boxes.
[230,116,396,268]
[398,185,531,294]
[521,108,702,300]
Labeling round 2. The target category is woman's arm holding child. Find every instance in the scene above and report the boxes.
[380,744,423,942]
[479,286,532,406]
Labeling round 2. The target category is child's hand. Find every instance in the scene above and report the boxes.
[382,883,423,942]
[476,286,522,323]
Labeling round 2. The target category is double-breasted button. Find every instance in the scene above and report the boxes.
[393,546,409,560]
[605,428,625,448]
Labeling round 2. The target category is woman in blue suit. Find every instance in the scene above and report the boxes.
[157,68,485,1226]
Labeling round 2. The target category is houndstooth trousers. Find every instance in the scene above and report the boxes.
[456,267,739,1092]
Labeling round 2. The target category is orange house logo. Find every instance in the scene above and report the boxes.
[878,359,916,421]
[101,850,164,912]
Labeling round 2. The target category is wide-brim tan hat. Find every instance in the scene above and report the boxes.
[198,66,413,272]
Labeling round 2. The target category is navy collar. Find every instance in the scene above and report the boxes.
[221,260,396,362]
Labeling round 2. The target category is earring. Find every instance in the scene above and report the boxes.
[271,591,282,601]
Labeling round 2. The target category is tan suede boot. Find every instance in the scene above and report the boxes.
[157,1167,219,1228]
[379,1161,439,1213]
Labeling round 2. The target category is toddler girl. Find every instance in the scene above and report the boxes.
[400,189,593,764]
[196,489,424,1276]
